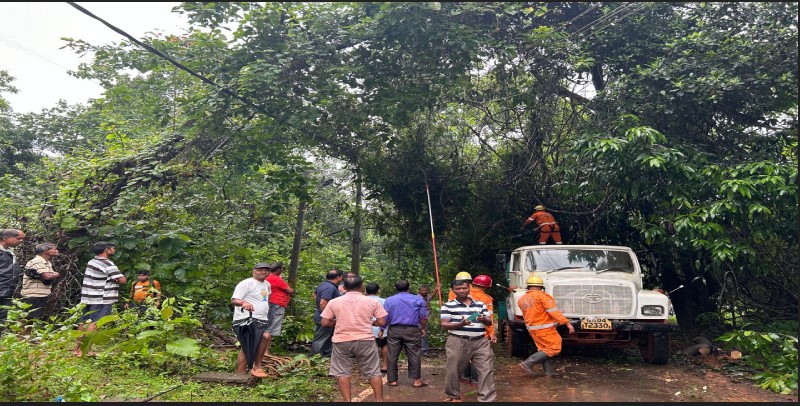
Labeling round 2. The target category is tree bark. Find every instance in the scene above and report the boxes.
[350,171,362,275]
[288,200,305,289]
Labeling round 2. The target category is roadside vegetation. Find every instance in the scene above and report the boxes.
[0,2,795,400]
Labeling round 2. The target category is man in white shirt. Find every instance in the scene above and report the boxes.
[231,262,272,378]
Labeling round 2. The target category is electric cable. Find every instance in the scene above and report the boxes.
[66,2,268,115]
[562,3,602,28]
[573,3,638,36]
[0,35,74,71]
[585,3,649,38]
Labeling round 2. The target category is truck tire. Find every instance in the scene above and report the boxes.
[507,323,533,358]
[639,331,670,364]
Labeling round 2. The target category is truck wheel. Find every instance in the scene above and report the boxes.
[639,332,670,364]
[508,323,533,358]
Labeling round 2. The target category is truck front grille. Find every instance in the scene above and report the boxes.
[551,284,634,317]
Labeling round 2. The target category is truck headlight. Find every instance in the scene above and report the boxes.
[641,305,664,316]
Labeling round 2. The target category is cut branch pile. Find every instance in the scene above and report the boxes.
[259,354,313,377]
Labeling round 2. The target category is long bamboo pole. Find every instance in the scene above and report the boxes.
[425,180,443,305]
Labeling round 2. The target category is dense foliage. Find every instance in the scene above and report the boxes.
[0,2,796,397]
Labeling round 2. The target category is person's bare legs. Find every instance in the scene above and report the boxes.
[236,349,247,373]
[369,375,384,401]
[380,345,389,371]
[337,376,352,402]
[252,331,272,370]
[73,322,97,356]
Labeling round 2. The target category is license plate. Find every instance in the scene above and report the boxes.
[580,317,612,330]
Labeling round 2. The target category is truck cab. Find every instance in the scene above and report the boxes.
[497,244,678,364]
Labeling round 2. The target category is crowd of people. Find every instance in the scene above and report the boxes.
[2,226,574,403]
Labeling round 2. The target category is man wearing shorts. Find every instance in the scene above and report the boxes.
[74,241,127,356]
[265,261,293,354]
[365,282,388,372]
[320,274,387,402]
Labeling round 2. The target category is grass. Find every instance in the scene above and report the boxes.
[43,348,338,402]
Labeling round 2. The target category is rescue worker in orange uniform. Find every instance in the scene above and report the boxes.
[520,205,562,244]
[517,276,574,378]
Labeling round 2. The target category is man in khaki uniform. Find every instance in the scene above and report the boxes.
[21,242,61,319]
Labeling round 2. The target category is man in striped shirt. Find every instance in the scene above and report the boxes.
[73,241,127,356]
[440,279,497,402]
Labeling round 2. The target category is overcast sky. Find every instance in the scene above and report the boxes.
[0,2,185,113]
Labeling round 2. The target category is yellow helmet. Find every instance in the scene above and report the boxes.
[534,205,546,211]
[526,276,544,287]
[455,271,473,281]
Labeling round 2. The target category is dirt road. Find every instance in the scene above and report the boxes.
[340,342,797,403]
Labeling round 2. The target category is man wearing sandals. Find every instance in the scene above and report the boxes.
[440,278,497,402]
[321,274,387,402]
[231,262,272,378]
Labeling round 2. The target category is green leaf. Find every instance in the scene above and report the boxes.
[165,337,200,357]
[95,314,120,328]
[161,307,174,320]
[136,330,161,340]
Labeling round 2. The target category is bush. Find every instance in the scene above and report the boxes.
[0,302,98,401]
[715,328,798,394]
[85,297,227,375]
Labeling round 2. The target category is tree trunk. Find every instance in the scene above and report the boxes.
[350,172,362,275]
[288,200,305,289]
[655,243,717,330]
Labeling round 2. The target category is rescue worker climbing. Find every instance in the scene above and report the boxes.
[520,205,562,244]
[517,276,574,378]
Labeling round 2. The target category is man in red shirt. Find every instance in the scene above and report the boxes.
[265,262,294,355]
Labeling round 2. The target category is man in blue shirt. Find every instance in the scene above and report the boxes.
[310,269,343,357]
[382,279,428,387]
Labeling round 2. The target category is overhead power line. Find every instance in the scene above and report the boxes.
[586,3,649,38]
[572,3,639,36]
[562,3,603,28]
[66,2,266,114]
[0,34,75,71]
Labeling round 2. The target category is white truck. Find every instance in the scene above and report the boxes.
[496,244,679,364]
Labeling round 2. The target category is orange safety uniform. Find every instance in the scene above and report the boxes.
[131,279,161,304]
[526,211,562,244]
[517,289,569,357]
[448,286,495,338]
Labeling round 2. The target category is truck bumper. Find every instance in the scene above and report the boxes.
[557,320,679,348]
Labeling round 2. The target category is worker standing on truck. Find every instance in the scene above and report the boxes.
[517,276,574,378]
[520,205,562,244]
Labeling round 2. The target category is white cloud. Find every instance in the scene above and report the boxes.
[0,2,185,113]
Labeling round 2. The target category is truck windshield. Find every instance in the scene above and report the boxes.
[525,249,635,274]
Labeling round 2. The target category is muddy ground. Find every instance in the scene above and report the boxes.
[336,337,798,403]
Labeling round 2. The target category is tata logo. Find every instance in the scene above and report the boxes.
[583,293,604,304]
